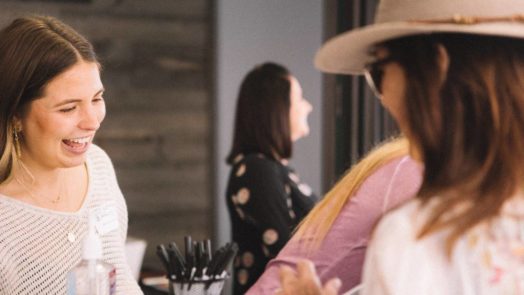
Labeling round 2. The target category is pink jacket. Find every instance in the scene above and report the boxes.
[247,156,423,294]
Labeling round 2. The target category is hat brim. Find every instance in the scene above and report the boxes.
[315,21,524,75]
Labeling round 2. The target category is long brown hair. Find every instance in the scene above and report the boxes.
[0,15,98,182]
[383,34,524,255]
[226,62,292,164]
[294,136,410,251]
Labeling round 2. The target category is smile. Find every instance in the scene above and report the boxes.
[62,136,92,153]
[64,136,91,144]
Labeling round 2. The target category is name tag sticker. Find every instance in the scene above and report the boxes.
[92,205,119,235]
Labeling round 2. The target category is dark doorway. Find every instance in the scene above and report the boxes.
[322,0,399,189]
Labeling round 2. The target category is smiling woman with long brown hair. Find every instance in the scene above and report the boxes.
[0,16,141,294]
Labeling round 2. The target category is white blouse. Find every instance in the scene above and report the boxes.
[362,197,524,295]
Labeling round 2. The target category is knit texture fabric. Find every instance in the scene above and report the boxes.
[0,144,142,295]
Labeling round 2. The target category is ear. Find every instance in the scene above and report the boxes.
[436,43,450,81]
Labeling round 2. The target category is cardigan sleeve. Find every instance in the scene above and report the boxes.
[247,156,423,294]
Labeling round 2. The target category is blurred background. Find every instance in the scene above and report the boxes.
[0,0,396,292]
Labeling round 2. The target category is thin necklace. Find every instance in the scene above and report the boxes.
[14,174,63,204]
[14,160,64,205]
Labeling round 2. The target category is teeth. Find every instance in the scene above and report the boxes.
[66,137,90,144]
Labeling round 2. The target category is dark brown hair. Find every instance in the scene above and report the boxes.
[383,34,524,254]
[0,15,99,182]
[226,62,292,164]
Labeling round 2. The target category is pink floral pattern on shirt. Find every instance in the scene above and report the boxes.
[465,198,524,293]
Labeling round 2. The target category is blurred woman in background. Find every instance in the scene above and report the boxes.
[225,62,318,294]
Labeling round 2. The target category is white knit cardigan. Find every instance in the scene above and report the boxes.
[0,144,143,294]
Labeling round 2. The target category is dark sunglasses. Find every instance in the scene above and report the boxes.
[364,56,396,98]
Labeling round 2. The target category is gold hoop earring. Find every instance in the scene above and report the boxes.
[13,128,21,159]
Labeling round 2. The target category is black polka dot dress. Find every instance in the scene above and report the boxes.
[226,153,318,294]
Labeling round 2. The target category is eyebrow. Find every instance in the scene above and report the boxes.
[52,88,105,107]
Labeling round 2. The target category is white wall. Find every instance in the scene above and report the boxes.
[214,0,324,249]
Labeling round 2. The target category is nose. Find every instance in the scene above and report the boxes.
[305,99,313,113]
[79,106,101,131]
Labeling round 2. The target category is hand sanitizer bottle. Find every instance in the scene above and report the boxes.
[67,214,116,295]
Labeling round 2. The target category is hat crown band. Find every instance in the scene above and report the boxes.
[376,0,524,23]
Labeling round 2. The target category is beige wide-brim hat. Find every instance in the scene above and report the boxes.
[315,0,524,75]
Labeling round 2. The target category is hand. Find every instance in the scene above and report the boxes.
[275,259,341,295]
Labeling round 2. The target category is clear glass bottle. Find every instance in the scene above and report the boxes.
[67,214,116,295]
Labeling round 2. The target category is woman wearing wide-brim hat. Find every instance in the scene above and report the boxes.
[277,0,524,294]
